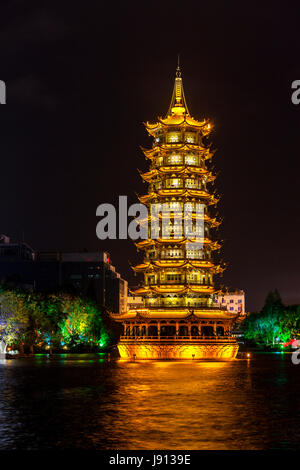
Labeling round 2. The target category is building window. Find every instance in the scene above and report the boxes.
[167,132,180,143]
[185,155,197,165]
[185,132,196,143]
[185,178,198,189]
[169,202,181,211]
[168,154,182,164]
[166,178,182,188]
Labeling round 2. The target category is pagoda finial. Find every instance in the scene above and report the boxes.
[167,58,190,117]
[176,54,181,77]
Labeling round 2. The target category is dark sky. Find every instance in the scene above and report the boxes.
[0,0,300,312]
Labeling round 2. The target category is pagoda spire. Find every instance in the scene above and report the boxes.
[166,57,190,117]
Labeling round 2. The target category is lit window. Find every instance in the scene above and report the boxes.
[185,178,198,188]
[166,178,181,188]
[169,202,181,211]
[185,132,196,143]
[168,154,181,164]
[167,132,180,143]
[185,202,193,211]
[185,155,196,165]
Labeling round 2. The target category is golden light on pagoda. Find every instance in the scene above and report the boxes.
[110,62,239,360]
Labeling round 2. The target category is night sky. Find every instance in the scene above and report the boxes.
[0,0,300,312]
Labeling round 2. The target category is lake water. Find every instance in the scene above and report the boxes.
[0,353,299,450]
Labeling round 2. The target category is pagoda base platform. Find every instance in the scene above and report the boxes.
[118,338,239,360]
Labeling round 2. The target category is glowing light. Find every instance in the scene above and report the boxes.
[111,66,238,361]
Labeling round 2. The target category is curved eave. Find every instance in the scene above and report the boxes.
[131,285,215,295]
[133,260,217,271]
[136,237,218,247]
[138,189,219,204]
[135,239,221,252]
[110,309,238,321]
[144,116,211,132]
[152,260,216,269]
[141,144,213,159]
[132,260,224,274]
[140,166,214,182]
[138,214,221,229]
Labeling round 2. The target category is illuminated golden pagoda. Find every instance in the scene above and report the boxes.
[111,63,239,359]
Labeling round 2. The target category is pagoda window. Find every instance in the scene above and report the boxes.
[146,275,156,285]
[167,132,181,143]
[167,154,182,164]
[148,325,158,336]
[162,249,183,259]
[201,326,214,336]
[166,178,182,188]
[187,271,200,283]
[133,326,140,336]
[185,132,197,144]
[173,224,183,236]
[194,224,204,237]
[179,325,188,336]
[185,155,197,165]
[217,326,225,336]
[165,274,182,283]
[165,201,182,212]
[155,132,163,144]
[185,178,198,189]
[186,248,203,259]
[184,202,193,211]
[191,326,199,336]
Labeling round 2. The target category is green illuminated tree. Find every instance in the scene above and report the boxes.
[243,290,300,346]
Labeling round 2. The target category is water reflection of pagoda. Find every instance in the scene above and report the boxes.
[111,64,238,360]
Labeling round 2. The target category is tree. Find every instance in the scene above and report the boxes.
[0,286,29,349]
[58,295,110,349]
[0,286,112,353]
[243,290,300,346]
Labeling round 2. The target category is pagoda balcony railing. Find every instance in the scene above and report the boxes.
[144,301,213,307]
[145,281,213,286]
[158,256,212,261]
[120,335,236,342]
[142,305,229,311]
[153,139,200,147]
[151,184,206,191]
[146,205,207,213]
